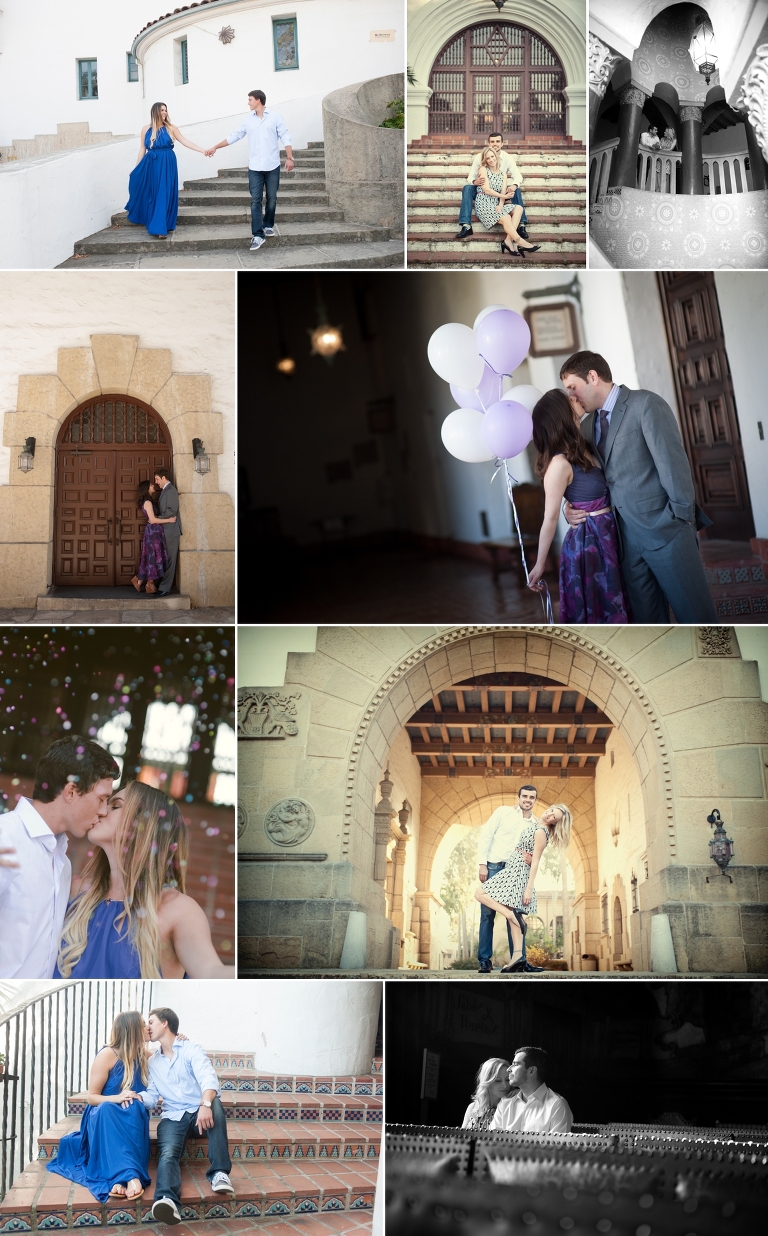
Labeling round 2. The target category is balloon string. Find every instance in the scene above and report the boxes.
[491,460,554,625]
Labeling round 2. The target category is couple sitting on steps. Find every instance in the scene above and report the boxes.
[454,131,540,257]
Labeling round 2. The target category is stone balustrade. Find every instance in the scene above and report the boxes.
[590,140,752,203]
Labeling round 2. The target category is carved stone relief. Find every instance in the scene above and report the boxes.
[698,627,735,656]
[264,798,316,847]
[680,105,703,124]
[619,86,649,109]
[237,802,247,839]
[589,33,621,98]
[738,44,768,164]
[238,688,301,738]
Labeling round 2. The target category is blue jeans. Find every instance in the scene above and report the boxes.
[458,184,528,228]
[248,166,280,237]
[155,1098,231,1205]
[477,862,528,965]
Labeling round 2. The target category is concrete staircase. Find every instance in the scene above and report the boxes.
[0,1054,382,1230]
[407,134,586,267]
[59,143,404,269]
[0,123,132,163]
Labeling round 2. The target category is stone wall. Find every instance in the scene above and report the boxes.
[593,729,647,970]
[322,74,404,235]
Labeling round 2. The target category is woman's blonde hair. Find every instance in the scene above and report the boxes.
[108,1010,149,1090]
[149,102,171,147]
[479,146,501,170]
[57,781,188,979]
[546,803,573,852]
[470,1057,510,1115]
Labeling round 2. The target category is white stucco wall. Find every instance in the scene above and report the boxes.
[238,626,319,687]
[153,978,381,1075]
[0,272,236,503]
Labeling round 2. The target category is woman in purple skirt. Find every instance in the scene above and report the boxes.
[130,480,174,594]
[526,390,630,623]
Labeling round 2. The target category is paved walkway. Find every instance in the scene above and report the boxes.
[0,606,234,624]
[239,968,742,980]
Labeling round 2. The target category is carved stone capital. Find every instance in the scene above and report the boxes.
[619,85,648,109]
[698,626,735,657]
[589,34,622,98]
[680,105,703,124]
[237,688,301,738]
[738,43,768,164]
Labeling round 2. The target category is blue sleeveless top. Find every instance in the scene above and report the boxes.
[144,126,174,152]
[54,900,141,979]
[564,461,609,503]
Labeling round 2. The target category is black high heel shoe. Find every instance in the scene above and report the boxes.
[501,240,519,257]
[518,244,541,258]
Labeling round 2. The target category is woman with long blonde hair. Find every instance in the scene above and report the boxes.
[474,803,572,973]
[47,1010,151,1202]
[473,146,541,258]
[462,1058,512,1131]
[125,101,211,238]
[55,781,231,979]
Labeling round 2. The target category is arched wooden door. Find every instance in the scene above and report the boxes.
[428,22,566,138]
[54,397,172,586]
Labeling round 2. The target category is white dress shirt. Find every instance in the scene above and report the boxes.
[594,382,621,449]
[489,1083,573,1133]
[0,797,71,979]
[227,108,292,171]
[477,805,540,865]
[466,151,524,188]
[139,1038,221,1121]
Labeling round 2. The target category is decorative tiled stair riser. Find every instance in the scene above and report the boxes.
[699,542,768,620]
[0,1056,382,1230]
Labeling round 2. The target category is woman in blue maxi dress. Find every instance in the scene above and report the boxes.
[47,1012,150,1203]
[126,102,210,238]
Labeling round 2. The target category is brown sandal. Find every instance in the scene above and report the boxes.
[130,576,142,592]
[145,581,157,594]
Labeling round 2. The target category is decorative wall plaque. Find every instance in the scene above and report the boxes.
[523,302,579,357]
[264,798,316,847]
[238,688,301,738]
[698,627,735,656]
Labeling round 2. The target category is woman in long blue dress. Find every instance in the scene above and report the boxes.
[126,102,210,238]
[526,389,630,623]
[47,1011,150,1203]
[54,781,231,980]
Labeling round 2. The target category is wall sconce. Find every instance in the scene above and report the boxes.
[707,808,734,876]
[276,355,296,375]
[18,437,36,473]
[192,438,210,475]
[690,19,718,85]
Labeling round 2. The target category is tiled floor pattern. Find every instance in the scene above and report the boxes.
[138,1216,371,1236]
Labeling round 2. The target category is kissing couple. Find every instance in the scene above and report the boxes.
[0,735,231,980]
[47,1006,234,1225]
[524,350,718,624]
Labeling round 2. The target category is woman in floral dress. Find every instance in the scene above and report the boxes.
[462,1058,513,1130]
[131,480,175,594]
[474,805,572,973]
[474,147,541,257]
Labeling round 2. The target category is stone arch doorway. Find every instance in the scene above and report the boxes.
[428,21,566,138]
[53,396,172,587]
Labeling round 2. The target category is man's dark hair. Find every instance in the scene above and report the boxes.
[518,785,537,797]
[149,1007,180,1036]
[516,1046,549,1081]
[488,131,503,140]
[248,89,267,105]
[153,466,172,482]
[33,736,119,803]
[559,350,613,383]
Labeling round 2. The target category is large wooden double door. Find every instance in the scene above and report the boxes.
[429,22,566,138]
[657,273,754,541]
[54,398,172,586]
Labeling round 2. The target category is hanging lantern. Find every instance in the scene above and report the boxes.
[485,0,508,10]
[309,323,345,359]
[690,20,718,86]
[276,355,296,375]
[707,808,734,874]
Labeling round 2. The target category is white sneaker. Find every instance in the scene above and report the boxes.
[263,227,276,236]
[211,1172,235,1195]
[151,1198,181,1225]
[249,235,265,250]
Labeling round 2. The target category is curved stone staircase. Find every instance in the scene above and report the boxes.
[0,1053,382,1230]
[408,134,586,267]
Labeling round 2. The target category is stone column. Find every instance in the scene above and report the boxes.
[373,769,396,885]
[742,113,768,190]
[588,33,622,146]
[680,105,704,194]
[389,799,411,934]
[609,85,648,188]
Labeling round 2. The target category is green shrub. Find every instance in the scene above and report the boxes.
[380,98,404,129]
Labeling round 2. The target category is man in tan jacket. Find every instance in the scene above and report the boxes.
[454,131,527,240]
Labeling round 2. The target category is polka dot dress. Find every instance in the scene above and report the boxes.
[482,821,550,915]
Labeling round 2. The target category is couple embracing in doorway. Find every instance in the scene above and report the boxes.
[131,466,182,596]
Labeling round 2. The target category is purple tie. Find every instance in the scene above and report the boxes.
[597,407,610,461]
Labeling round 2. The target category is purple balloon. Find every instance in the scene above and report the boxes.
[481,399,533,459]
[476,309,532,377]
[449,362,503,413]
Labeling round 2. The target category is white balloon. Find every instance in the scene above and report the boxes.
[473,304,510,331]
[440,408,496,463]
[503,384,544,414]
[427,323,485,389]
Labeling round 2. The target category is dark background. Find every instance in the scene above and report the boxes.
[0,626,235,962]
[385,981,768,1127]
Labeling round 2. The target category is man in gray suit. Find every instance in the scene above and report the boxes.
[154,467,182,596]
[560,351,717,623]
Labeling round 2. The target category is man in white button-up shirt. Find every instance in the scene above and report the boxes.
[476,787,538,974]
[490,1047,573,1133]
[206,89,294,252]
[0,736,118,978]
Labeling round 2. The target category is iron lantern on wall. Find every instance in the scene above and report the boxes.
[18,437,36,472]
[192,438,211,475]
[707,808,734,874]
[690,20,718,85]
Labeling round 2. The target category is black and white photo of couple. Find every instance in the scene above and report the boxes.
[462,1049,572,1134]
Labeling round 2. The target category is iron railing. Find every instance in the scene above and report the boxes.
[0,981,154,1201]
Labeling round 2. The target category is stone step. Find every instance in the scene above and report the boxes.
[407,156,587,169]
[407,250,586,269]
[409,211,586,224]
[408,235,584,253]
[38,1116,380,1162]
[179,191,331,207]
[112,206,345,227]
[0,1156,375,1228]
[408,194,585,209]
[72,221,393,255]
[408,175,584,190]
[57,239,405,270]
[65,1090,382,1123]
[183,176,327,191]
[36,587,190,610]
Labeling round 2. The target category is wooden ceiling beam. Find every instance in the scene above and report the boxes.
[408,709,613,727]
[411,740,606,755]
